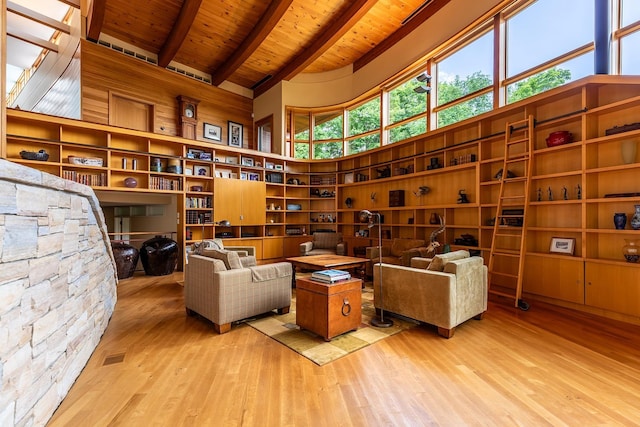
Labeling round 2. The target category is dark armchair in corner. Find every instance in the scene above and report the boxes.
[300,232,347,256]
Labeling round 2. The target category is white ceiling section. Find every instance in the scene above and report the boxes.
[5,0,71,96]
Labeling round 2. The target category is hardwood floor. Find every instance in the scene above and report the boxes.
[48,272,640,426]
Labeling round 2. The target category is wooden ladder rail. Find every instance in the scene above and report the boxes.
[487,115,534,311]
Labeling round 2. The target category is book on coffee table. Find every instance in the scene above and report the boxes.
[311,269,351,283]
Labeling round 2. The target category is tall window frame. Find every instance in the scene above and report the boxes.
[286,0,635,159]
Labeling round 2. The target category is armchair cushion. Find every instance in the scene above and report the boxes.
[300,232,346,256]
[427,250,470,272]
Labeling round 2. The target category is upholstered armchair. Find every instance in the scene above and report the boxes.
[373,250,487,338]
[185,248,292,334]
[300,232,347,256]
[365,238,429,277]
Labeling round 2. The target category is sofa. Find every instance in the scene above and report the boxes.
[365,238,429,277]
[300,231,347,256]
[185,248,292,334]
[373,250,487,338]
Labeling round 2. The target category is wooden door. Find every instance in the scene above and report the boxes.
[585,262,640,317]
[523,255,584,304]
[213,178,242,224]
[110,94,154,132]
[241,180,266,224]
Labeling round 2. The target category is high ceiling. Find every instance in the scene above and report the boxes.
[87,0,450,96]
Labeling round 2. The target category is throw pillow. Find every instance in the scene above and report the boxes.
[427,250,470,272]
[201,248,243,269]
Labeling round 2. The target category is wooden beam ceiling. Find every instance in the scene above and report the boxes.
[210,0,294,86]
[86,0,107,41]
[255,0,379,96]
[7,1,71,34]
[354,0,450,72]
[158,0,203,68]
[7,31,59,53]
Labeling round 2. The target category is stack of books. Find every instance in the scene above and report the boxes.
[311,269,351,283]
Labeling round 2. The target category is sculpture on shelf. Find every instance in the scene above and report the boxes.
[562,186,568,200]
[413,186,431,197]
[548,186,553,201]
[576,184,582,200]
[537,188,542,201]
[457,189,469,204]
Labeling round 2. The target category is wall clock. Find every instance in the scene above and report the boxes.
[177,95,200,139]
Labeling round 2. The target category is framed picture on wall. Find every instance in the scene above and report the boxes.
[203,123,222,141]
[228,121,243,147]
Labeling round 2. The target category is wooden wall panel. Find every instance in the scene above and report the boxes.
[80,40,253,147]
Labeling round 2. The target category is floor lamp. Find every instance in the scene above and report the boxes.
[359,210,393,328]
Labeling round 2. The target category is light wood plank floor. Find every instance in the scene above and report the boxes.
[48,272,640,426]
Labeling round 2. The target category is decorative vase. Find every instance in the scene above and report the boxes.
[613,212,627,230]
[111,242,139,279]
[631,205,640,230]
[429,213,439,224]
[124,177,138,188]
[622,239,640,263]
[621,140,638,164]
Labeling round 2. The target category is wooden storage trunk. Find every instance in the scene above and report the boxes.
[295,277,362,341]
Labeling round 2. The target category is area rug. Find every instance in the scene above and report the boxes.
[247,287,418,366]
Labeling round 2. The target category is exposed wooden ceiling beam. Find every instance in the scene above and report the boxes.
[210,0,294,86]
[8,31,59,53]
[7,1,71,34]
[158,0,203,68]
[86,0,107,41]
[255,0,379,97]
[354,0,450,72]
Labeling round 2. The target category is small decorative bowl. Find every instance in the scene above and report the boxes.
[20,149,49,161]
[190,185,203,192]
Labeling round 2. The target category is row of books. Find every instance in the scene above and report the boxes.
[62,171,107,186]
[311,269,351,283]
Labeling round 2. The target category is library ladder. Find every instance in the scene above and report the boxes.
[487,115,534,311]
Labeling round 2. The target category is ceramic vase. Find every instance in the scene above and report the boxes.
[613,212,627,230]
[124,177,138,188]
[622,239,640,263]
[631,205,640,230]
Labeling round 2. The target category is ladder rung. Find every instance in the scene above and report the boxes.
[501,177,527,182]
[490,271,519,279]
[506,137,529,145]
[491,250,521,257]
[500,195,525,200]
[505,156,529,163]
[494,234,522,240]
[489,289,518,299]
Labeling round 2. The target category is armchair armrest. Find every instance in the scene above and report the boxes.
[366,246,390,259]
[224,245,255,257]
[300,241,313,256]
[410,257,433,269]
[336,241,347,256]
[400,247,424,266]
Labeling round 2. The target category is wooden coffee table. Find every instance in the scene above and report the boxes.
[286,254,368,287]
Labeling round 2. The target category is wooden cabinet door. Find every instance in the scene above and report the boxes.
[241,180,266,225]
[524,255,584,304]
[213,178,242,223]
[585,262,640,317]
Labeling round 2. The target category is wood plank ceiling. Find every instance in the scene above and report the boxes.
[87,0,450,96]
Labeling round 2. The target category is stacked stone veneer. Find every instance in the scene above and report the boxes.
[0,159,117,426]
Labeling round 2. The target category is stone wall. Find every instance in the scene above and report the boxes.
[0,159,118,426]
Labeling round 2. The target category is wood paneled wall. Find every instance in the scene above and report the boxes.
[80,40,254,147]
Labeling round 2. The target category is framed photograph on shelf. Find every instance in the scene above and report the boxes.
[225,156,238,165]
[344,172,354,184]
[274,164,284,171]
[240,172,248,180]
[249,172,260,181]
[265,161,275,169]
[203,123,222,141]
[241,157,254,167]
[549,237,575,255]
[228,121,243,147]
[194,165,210,177]
[187,148,203,159]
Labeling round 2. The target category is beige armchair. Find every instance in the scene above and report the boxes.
[373,250,487,338]
[185,249,292,334]
[365,238,428,277]
[300,232,347,256]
